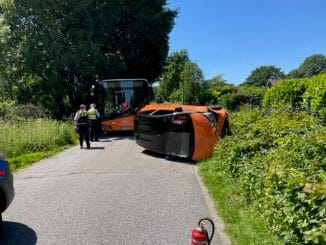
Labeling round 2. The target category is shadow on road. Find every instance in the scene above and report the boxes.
[142,150,195,165]
[87,146,105,150]
[0,221,37,245]
[99,131,134,141]
[110,136,134,141]
[97,139,111,142]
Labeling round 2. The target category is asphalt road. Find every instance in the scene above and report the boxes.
[1,134,230,245]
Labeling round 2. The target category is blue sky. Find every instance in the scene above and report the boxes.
[167,0,326,84]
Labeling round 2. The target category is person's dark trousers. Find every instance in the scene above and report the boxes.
[89,120,99,141]
[78,126,90,148]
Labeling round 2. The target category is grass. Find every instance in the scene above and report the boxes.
[199,108,326,244]
[8,145,74,172]
[199,159,284,245]
[0,118,78,171]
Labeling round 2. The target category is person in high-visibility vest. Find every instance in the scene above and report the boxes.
[74,104,90,149]
[88,103,100,141]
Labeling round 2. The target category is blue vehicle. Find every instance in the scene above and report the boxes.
[0,153,14,225]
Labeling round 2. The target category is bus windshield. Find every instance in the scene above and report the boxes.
[97,79,153,119]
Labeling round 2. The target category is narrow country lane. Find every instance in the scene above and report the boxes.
[1,135,230,245]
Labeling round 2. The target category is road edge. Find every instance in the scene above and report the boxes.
[193,166,231,245]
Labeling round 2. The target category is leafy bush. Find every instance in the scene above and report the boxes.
[218,85,266,110]
[0,102,46,120]
[200,108,326,244]
[262,78,308,108]
[303,74,326,121]
[13,104,46,119]
[0,100,15,119]
[263,74,326,122]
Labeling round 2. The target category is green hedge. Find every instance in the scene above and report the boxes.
[219,85,266,111]
[263,78,307,108]
[263,74,326,121]
[303,74,326,120]
[200,108,326,244]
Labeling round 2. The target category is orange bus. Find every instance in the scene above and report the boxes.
[94,79,153,132]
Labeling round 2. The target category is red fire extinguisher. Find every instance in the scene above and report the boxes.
[191,218,215,245]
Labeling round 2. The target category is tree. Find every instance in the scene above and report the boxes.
[1,0,177,117]
[158,49,190,101]
[0,15,23,101]
[220,85,266,110]
[297,54,326,78]
[199,75,235,104]
[287,69,301,78]
[242,65,285,87]
[179,61,203,104]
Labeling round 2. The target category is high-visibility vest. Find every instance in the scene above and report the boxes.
[88,108,97,120]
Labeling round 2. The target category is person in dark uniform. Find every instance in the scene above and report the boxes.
[74,104,90,149]
[88,103,100,141]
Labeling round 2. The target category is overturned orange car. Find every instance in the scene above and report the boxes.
[134,104,230,161]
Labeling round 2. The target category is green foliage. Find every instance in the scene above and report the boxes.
[287,69,302,78]
[0,119,78,162]
[1,0,177,117]
[159,50,204,104]
[303,74,326,120]
[158,49,190,101]
[168,88,183,103]
[0,14,24,101]
[288,54,326,78]
[0,101,46,120]
[199,75,236,105]
[200,157,284,245]
[200,108,326,244]
[12,104,46,119]
[263,74,326,121]
[198,77,266,110]
[0,100,15,119]
[178,61,203,104]
[219,85,266,110]
[242,65,285,87]
[8,145,72,171]
[263,78,308,108]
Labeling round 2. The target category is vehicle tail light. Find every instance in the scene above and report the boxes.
[172,115,189,125]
